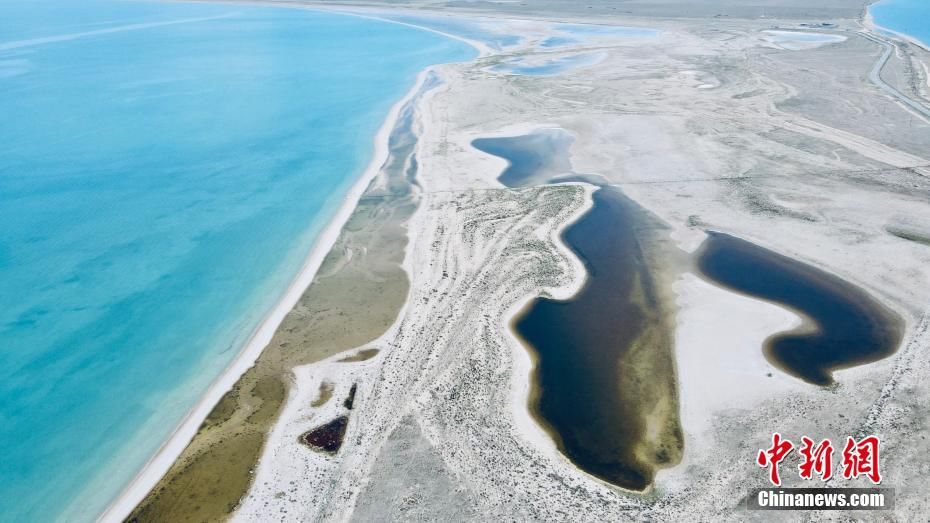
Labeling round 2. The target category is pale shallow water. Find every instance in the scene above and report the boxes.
[375,12,522,49]
[554,22,659,39]
[540,35,579,48]
[541,23,658,48]
[0,2,473,521]
[762,30,847,50]
[472,129,574,186]
[370,14,659,51]
[491,52,607,76]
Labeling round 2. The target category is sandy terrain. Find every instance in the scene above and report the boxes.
[121,0,930,521]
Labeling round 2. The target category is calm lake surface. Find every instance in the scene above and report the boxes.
[475,132,681,490]
[0,2,473,520]
[471,129,574,186]
[490,52,606,76]
[514,187,681,490]
[698,232,904,386]
[870,0,930,47]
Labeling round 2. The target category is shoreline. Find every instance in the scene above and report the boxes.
[215,2,930,517]
[90,1,930,519]
[99,61,459,523]
[505,184,684,494]
[500,184,654,495]
[184,0,494,57]
[696,231,906,386]
[863,7,930,53]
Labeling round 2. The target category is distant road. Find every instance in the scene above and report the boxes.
[860,31,930,120]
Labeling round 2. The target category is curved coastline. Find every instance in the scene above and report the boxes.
[864,1,930,52]
[469,129,682,492]
[695,231,905,386]
[100,66,428,523]
[6,0,927,520]
[99,11,482,523]
[510,187,682,492]
[186,0,494,57]
[500,184,608,484]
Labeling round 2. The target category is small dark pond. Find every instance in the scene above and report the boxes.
[299,416,349,454]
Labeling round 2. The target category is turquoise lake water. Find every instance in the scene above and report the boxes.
[870,0,930,47]
[0,2,473,521]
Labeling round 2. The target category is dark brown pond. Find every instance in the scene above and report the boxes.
[299,416,348,454]
[343,383,357,410]
[697,232,904,386]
